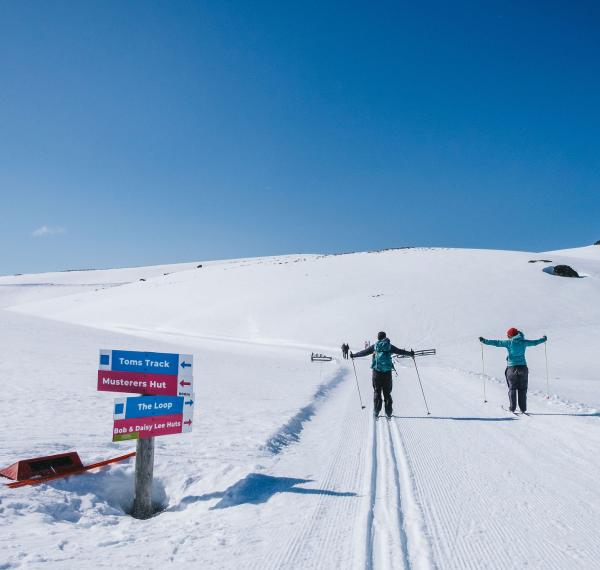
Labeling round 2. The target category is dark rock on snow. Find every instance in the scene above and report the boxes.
[553,265,580,278]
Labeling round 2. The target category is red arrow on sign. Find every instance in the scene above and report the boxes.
[180,380,191,387]
[184,420,192,426]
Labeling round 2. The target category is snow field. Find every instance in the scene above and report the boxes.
[2,245,600,569]
[0,310,345,569]
[392,365,600,569]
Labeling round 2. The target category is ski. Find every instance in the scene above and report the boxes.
[500,405,531,417]
[501,405,521,416]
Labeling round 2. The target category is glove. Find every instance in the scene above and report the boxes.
[350,352,355,359]
[542,335,547,341]
[409,349,415,358]
[479,337,485,342]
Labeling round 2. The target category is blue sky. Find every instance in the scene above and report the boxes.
[1,1,599,274]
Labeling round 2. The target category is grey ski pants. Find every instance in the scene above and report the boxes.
[505,365,529,412]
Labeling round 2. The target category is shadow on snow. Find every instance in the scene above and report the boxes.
[392,413,599,420]
[391,415,518,421]
[170,473,356,511]
[527,412,600,417]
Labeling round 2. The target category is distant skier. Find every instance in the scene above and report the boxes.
[479,328,547,414]
[341,343,349,359]
[351,332,414,418]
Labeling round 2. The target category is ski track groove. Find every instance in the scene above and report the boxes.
[397,412,584,569]
[369,419,410,570]
[259,375,366,570]
[364,415,378,570]
[385,420,412,570]
[389,419,435,570]
[397,396,530,568]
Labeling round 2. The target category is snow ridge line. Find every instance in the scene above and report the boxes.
[261,367,347,455]
[110,324,343,355]
[0,282,126,288]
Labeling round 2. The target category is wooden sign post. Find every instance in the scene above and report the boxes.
[132,437,155,519]
[97,349,195,520]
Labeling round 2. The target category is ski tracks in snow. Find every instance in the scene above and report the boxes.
[366,418,434,570]
[257,363,435,570]
[394,366,600,569]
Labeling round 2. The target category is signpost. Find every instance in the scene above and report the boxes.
[97,348,195,519]
[97,349,194,397]
[112,395,194,441]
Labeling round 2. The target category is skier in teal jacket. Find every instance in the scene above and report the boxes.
[351,332,413,418]
[479,328,547,413]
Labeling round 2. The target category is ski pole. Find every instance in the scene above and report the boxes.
[351,358,366,410]
[544,341,550,399]
[412,355,430,415]
[480,342,487,403]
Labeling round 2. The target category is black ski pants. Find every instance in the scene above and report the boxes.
[505,365,529,412]
[372,370,393,416]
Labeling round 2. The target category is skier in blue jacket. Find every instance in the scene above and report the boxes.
[479,328,547,413]
[351,332,413,418]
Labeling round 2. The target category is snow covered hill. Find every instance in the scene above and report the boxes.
[1,246,600,569]
[0,257,268,308]
[9,246,600,405]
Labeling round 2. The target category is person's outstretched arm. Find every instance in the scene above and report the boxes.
[391,345,414,357]
[524,335,547,347]
[351,345,374,358]
[479,337,510,347]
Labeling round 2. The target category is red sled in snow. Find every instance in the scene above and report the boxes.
[1,451,135,489]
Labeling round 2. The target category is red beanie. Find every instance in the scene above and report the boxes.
[507,327,519,338]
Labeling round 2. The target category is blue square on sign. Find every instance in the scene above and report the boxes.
[115,403,124,415]
[100,354,110,365]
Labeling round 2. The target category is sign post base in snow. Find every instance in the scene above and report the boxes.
[132,437,155,519]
